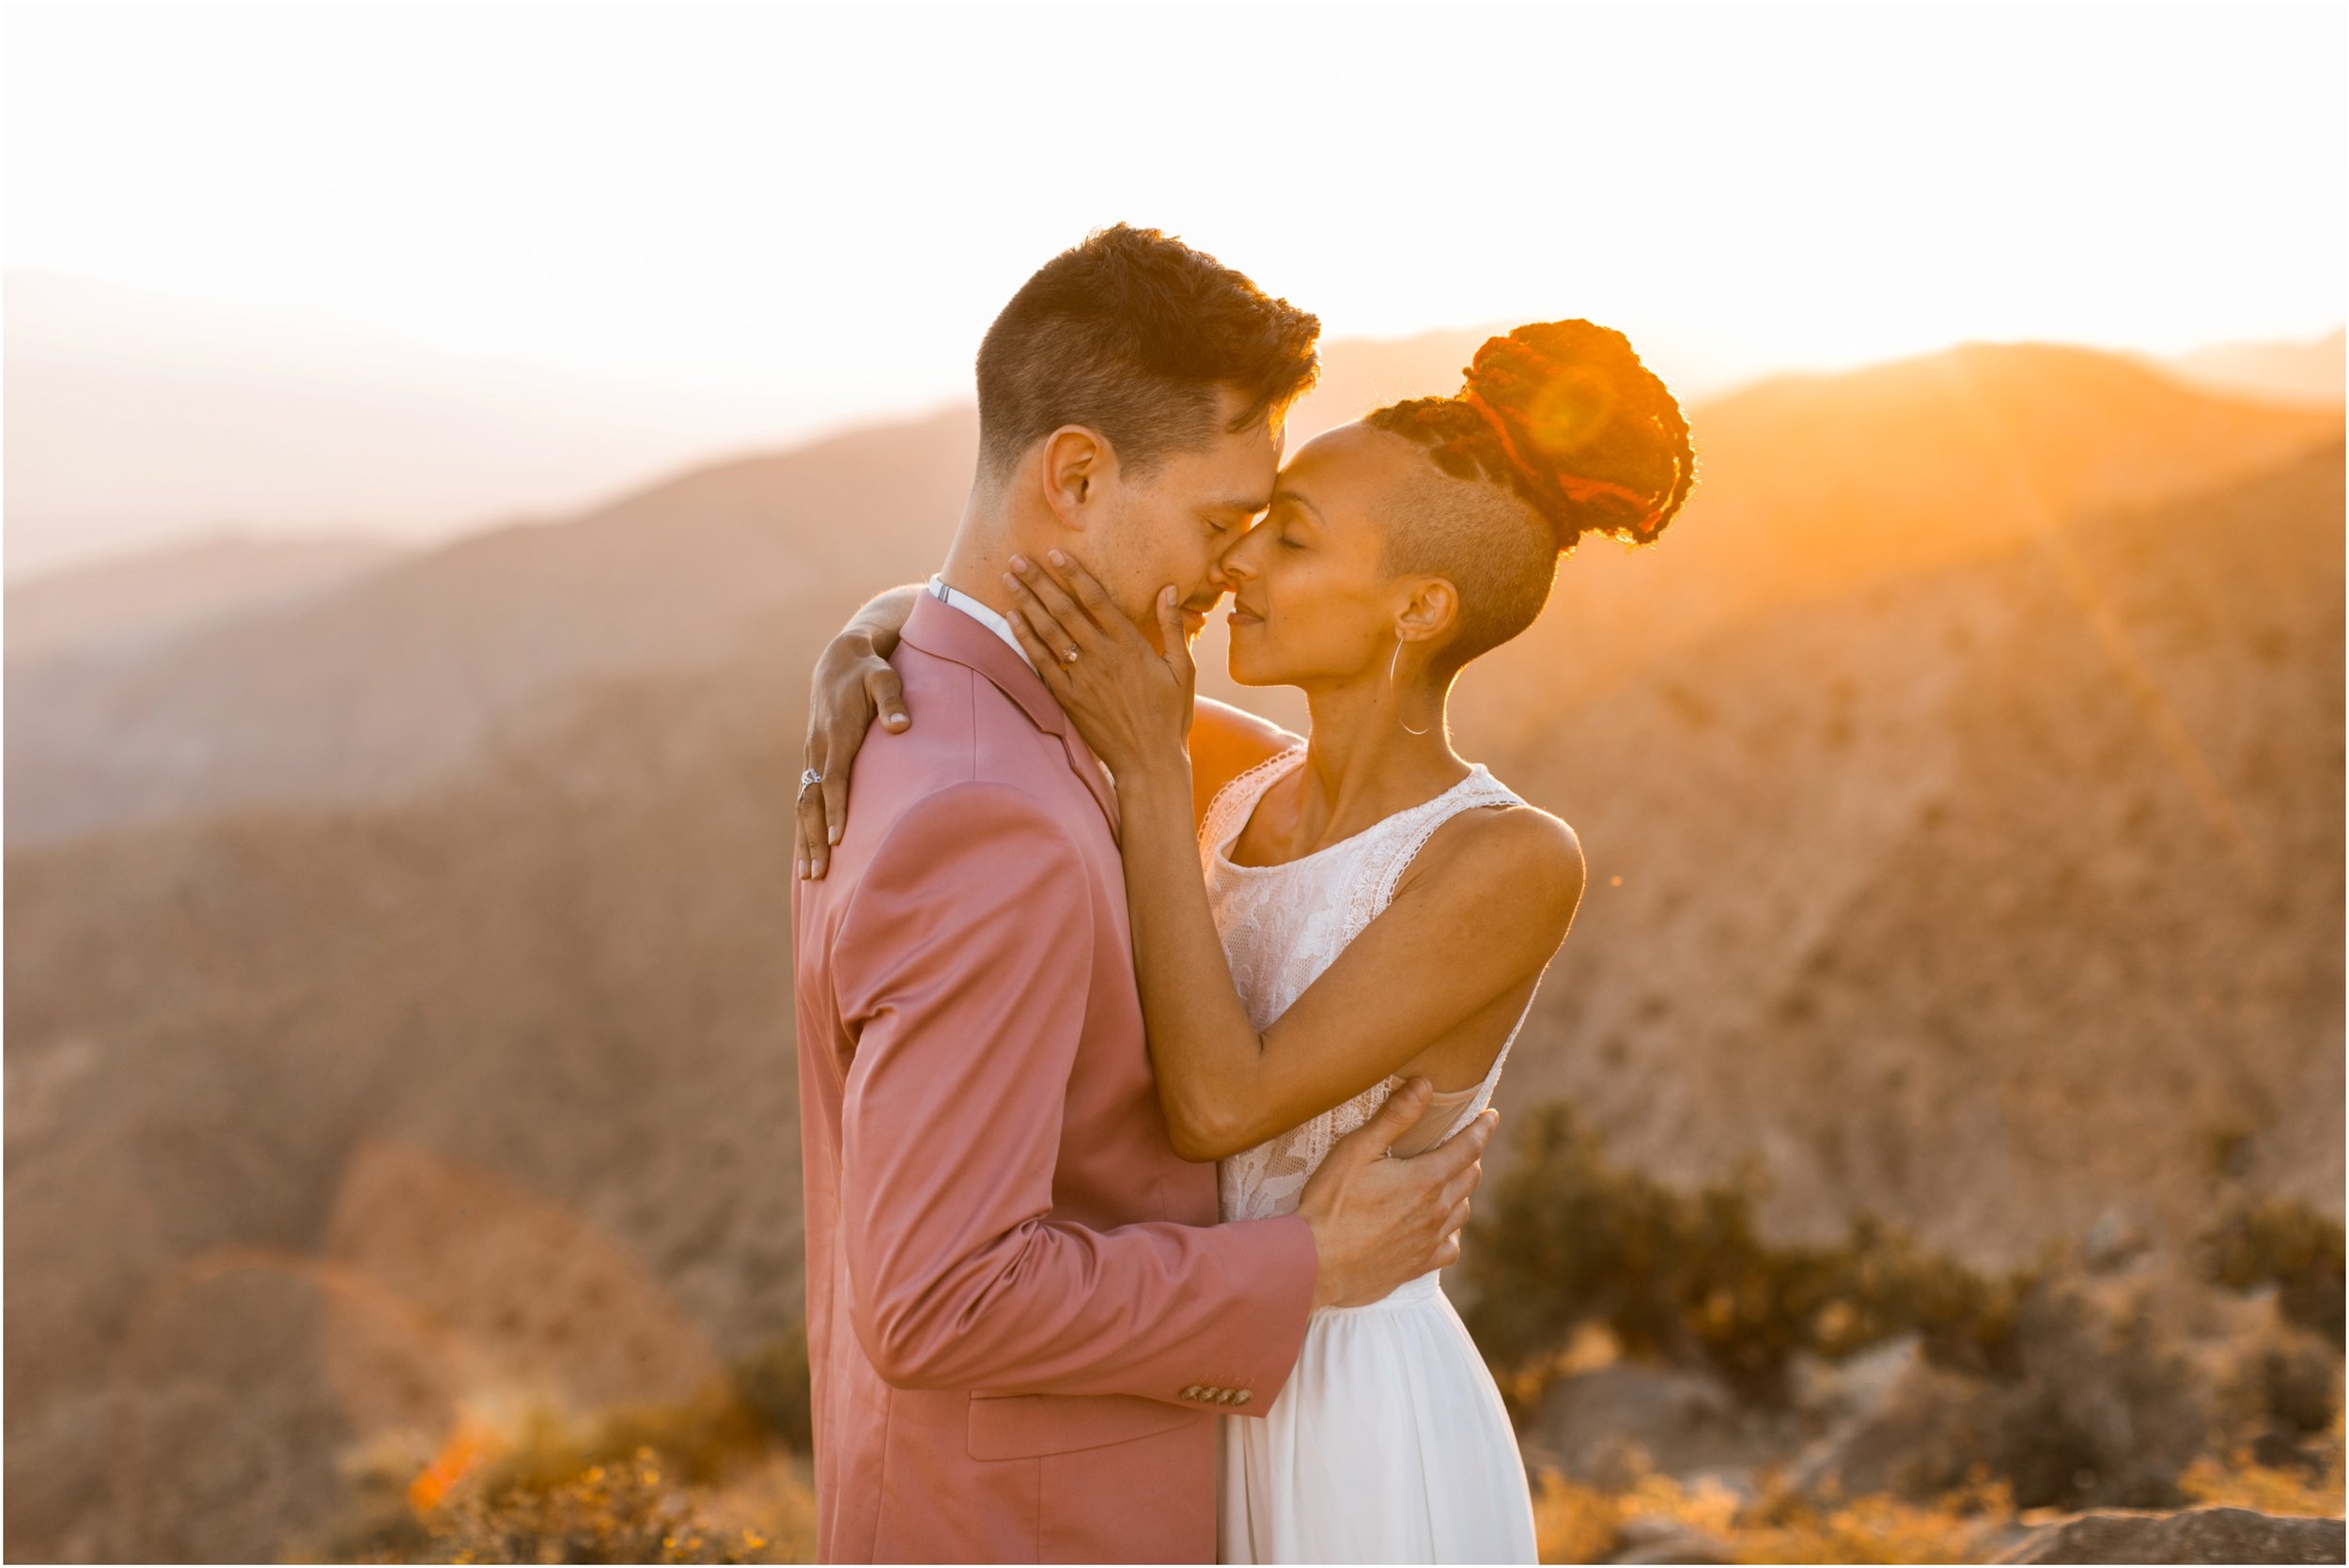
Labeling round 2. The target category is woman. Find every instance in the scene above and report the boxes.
[800,319,1694,1561]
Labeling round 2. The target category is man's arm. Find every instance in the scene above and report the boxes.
[1188,696,1302,830]
[835,582,922,662]
[831,779,1321,1407]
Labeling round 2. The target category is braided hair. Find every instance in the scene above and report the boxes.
[1364,318,1695,680]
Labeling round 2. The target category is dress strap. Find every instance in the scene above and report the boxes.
[1197,742,1307,857]
[1341,768,1525,944]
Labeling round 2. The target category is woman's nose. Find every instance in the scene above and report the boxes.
[1214,531,1258,588]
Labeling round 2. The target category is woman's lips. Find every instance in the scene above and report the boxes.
[1227,605,1263,627]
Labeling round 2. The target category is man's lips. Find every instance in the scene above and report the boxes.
[1227,602,1264,626]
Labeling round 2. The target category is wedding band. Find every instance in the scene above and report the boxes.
[799,767,823,797]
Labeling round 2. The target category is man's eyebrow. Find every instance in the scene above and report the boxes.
[1215,495,1273,516]
[1271,488,1322,520]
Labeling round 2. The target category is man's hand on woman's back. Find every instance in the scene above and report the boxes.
[1294,1079,1495,1311]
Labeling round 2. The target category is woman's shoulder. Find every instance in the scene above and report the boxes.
[1409,784,1585,912]
[1445,789,1580,862]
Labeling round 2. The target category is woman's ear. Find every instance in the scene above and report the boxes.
[1038,425,1112,526]
[1394,577,1459,646]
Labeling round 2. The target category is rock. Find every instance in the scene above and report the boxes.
[1780,1354,1982,1502]
[1781,1333,1929,1495]
[2081,1208,2152,1272]
[1521,1361,1787,1492]
[1788,1331,1923,1418]
[1991,1504,2345,1563]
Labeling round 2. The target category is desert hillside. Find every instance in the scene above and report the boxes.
[1474,437,2345,1267]
[6,407,977,845]
[1432,341,2343,750]
[4,343,2340,1560]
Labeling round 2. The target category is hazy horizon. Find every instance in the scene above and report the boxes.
[0,270,1799,582]
[7,270,2340,586]
[7,2,2341,582]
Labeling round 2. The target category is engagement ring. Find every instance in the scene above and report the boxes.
[1061,646,1081,663]
[799,767,824,796]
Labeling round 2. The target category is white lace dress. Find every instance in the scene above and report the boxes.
[1202,743,1543,1564]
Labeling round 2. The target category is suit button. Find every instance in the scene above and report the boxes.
[1234,1389,1252,1405]
[1182,1386,1204,1400]
[1219,1389,1240,1405]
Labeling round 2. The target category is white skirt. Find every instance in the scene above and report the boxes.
[1217,1272,1540,1564]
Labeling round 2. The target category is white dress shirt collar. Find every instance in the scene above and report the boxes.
[927,573,1036,673]
[930,571,1116,790]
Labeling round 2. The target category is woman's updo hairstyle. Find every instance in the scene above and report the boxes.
[1365,318,1695,680]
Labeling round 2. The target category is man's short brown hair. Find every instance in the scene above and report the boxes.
[974,224,1321,479]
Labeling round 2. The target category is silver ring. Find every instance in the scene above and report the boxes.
[1061,646,1081,664]
[799,767,823,797]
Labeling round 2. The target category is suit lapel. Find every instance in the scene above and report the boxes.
[900,592,1122,843]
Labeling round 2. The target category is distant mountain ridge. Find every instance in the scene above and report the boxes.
[4,529,411,672]
[6,405,979,845]
[10,339,2340,848]
[1218,339,2345,742]
[2,269,850,580]
[2151,326,2346,408]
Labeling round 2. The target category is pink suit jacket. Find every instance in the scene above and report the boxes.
[791,590,1320,1564]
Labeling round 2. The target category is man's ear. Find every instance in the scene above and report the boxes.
[1038,425,1113,525]
[1395,577,1459,646]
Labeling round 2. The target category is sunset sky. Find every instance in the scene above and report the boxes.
[5,2,2342,573]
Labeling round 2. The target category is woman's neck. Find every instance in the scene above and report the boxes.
[1272,670,1470,854]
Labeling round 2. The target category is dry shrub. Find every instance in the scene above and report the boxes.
[1735,1471,2016,1565]
[2209,1314,2344,1451]
[314,1382,817,1564]
[1808,1272,2215,1513]
[1465,1097,2331,1521]
[728,1324,814,1452]
[2199,1196,2347,1348]
[2178,1404,2345,1518]
[1530,1447,2015,1565]
[421,1445,776,1564]
[1461,1099,2035,1409]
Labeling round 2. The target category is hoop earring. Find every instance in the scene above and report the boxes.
[1390,636,1431,737]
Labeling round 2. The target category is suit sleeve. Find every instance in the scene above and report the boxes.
[831,779,1318,1410]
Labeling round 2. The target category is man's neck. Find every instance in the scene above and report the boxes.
[937,476,1039,617]
[932,554,1016,618]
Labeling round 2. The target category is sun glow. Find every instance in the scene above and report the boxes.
[4,4,2340,574]
[6,4,2339,395]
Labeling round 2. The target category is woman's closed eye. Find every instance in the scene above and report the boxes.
[1261,496,1309,549]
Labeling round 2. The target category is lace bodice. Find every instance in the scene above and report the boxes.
[1201,743,1543,1223]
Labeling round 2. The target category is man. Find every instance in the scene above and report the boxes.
[789,225,1493,1563]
